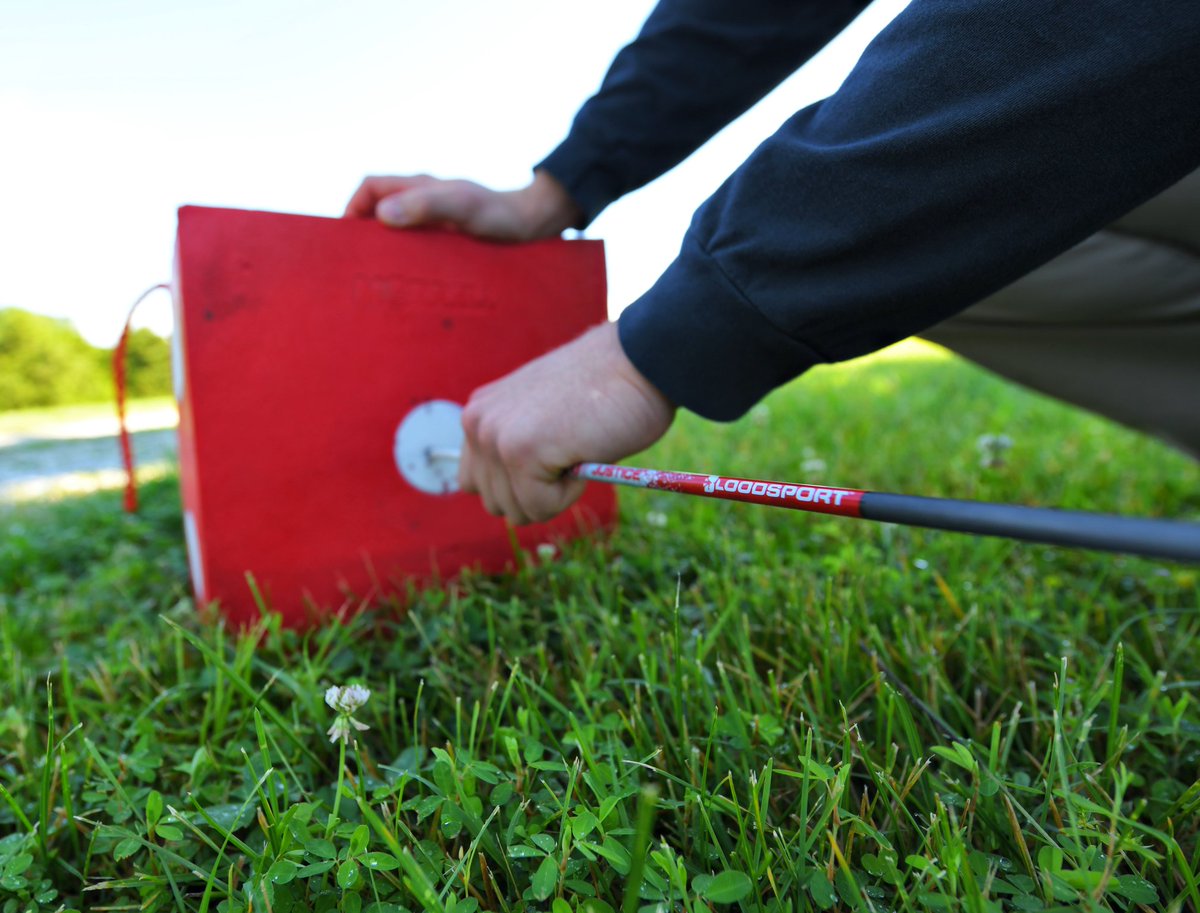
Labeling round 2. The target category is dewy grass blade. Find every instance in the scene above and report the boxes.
[162,616,321,766]
[186,778,273,862]
[357,797,447,913]
[35,679,56,861]
[1106,642,1125,768]
[621,785,659,913]
[0,779,35,835]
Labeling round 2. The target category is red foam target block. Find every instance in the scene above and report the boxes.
[172,205,615,627]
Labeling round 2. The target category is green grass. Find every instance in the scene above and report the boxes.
[2,348,1198,913]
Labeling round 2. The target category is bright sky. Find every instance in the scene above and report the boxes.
[0,0,909,347]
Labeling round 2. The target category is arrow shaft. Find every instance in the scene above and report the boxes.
[570,462,1200,562]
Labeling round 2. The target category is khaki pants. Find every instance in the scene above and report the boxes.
[920,169,1200,459]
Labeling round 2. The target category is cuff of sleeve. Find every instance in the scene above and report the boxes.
[617,241,824,421]
[536,135,622,230]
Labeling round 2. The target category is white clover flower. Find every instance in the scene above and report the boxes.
[801,457,827,475]
[976,433,1014,453]
[645,511,668,528]
[976,433,1014,468]
[325,684,371,744]
[536,543,557,561]
[327,714,371,745]
[325,684,371,714]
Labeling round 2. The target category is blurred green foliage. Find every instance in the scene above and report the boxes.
[121,327,173,399]
[0,308,171,410]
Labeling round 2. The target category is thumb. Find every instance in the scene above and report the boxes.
[376,183,480,229]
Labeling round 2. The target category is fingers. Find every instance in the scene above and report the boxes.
[460,397,576,526]
[471,460,582,526]
[512,475,588,526]
[345,175,537,240]
[342,175,433,218]
[376,181,484,231]
[480,456,525,523]
[461,402,526,523]
[457,443,478,495]
[343,175,479,227]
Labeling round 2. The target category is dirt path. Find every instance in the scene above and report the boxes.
[0,404,178,502]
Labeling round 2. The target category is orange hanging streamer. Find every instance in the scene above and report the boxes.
[113,283,170,513]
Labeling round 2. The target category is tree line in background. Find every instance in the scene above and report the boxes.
[0,308,172,411]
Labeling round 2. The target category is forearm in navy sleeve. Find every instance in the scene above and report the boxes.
[536,0,871,226]
[619,0,1200,420]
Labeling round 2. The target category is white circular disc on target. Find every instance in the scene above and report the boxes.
[394,400,464,495]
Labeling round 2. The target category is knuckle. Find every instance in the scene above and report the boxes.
[461,397,483,428]
[494,433,533,466]
[472,417,500,452]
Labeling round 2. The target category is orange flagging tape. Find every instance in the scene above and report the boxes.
[113,283,170,513]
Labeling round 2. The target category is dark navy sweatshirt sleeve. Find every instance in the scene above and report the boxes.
[536,0,872,226]
[549,0,1200,421]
